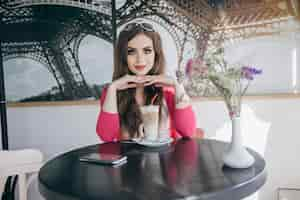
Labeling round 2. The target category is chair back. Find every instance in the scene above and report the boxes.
[0,149,43,200]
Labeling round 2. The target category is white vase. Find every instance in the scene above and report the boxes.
[223,116,255,168]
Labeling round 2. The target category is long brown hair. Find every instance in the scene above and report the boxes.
[113,22,166,138]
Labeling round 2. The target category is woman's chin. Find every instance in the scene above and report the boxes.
[133,70,149,76]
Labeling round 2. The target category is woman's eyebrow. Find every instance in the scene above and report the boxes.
[127,46,153,49]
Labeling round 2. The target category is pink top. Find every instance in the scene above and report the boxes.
[96,87,196,142]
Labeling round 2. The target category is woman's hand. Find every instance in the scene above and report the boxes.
[102,75,147,113]
[110,74,146,90]
[142,75,175,87]
[141,75,191,108]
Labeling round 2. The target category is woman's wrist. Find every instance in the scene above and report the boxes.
[102,83,118,113]
[174,81,185,97]
[174,81,190,106]
[108,82,118,92]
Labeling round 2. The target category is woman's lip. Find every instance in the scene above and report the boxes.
[135,65,146,70]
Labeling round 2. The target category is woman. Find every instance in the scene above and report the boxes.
[96,21,196,142]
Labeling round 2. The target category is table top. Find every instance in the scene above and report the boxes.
[38,139,267,200]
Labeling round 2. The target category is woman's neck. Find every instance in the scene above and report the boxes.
[135,86,145,106]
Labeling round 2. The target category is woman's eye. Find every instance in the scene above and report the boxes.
[144,48,152,54]
[127,49,135,55]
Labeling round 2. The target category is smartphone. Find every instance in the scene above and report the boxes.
[79,153,127,165]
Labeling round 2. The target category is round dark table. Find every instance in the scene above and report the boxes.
[38,139,267,200]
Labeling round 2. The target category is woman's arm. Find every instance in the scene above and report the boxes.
[164,85,196,138]
[174,106,196,138]
[96,86,120,142]
[142,75,191,109]
[96,75,146,142]
[174,82,196,137]
[102,84,118,113]
[174,81,191,109]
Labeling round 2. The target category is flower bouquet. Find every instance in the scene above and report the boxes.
[186,46,262,168]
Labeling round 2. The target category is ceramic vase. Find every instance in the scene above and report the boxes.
[223,116,255,168]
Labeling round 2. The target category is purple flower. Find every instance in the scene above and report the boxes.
[241,66,262,80]
[242,66,262,74]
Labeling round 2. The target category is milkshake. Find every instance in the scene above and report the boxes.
[140,105,159,141]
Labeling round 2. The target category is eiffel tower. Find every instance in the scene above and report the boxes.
[0,0,112,101]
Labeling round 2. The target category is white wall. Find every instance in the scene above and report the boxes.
[4,97,300,200]
[7,104,100,159]
[225,33,300,94]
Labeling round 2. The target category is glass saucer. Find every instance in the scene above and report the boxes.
[132,137,173,147]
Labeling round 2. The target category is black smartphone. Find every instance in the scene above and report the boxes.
[79,153,127,165]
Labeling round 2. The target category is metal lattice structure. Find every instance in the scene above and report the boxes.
[0,0,112,101]
[210,0,300,43]
[0,0,299,101]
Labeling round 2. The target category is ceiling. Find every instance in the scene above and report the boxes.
[170,0,300,40]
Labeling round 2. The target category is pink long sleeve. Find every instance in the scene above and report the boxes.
[96,87,197,142]
[174,106,196,138]
[96,88,121,142]
[164,87,196,139]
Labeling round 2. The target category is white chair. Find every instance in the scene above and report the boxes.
[0,149,43,200]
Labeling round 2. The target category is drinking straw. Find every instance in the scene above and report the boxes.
[151,94,158,105]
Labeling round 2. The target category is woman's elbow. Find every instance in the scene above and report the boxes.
[178,124,196,138]
[96,119,116,142]
[96,112,120,142]
[175,115,196,138]
[96,126,115,142]
[174,109,197,138]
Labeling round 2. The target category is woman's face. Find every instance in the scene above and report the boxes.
[127,33,155,76]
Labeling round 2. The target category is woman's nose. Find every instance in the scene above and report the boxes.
[136,52,146,63]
